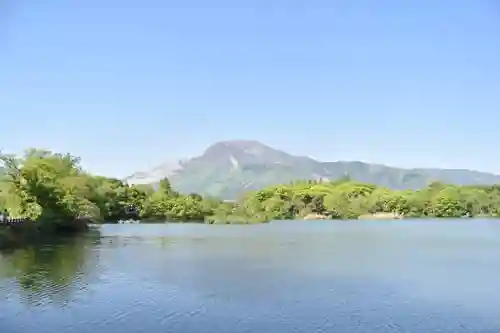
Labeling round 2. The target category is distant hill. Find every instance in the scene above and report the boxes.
[124,140,500,199]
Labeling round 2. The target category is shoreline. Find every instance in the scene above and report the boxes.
[4,216,498,249]
[0,219,90,250]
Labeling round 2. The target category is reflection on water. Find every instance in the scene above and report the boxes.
[0,233,101,308]
[1,220,500,332]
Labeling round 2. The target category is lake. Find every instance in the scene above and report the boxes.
[1,219,500,332]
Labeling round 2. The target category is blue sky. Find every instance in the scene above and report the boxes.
[1,0,499,177]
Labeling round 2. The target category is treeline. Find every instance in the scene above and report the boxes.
[1,149,500,228]
[211,178,500,223]
[0,149,222,228]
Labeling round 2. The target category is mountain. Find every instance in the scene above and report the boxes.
[124,140,500,199]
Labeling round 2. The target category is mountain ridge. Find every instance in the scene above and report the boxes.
[124,140,500,199]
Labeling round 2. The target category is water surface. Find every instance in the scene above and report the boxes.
[1,219,500,332]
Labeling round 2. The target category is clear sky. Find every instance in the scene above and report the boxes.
[1,0,499,177]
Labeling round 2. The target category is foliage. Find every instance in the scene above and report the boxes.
[0,149,223,229]
[210,179,500,222]
[2,148,500,229]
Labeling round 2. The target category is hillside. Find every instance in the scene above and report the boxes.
[124,140,500,199]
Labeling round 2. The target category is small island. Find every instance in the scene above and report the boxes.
[2,148,500,248]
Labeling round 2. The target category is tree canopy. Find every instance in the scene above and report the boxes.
[1,149,500,228]
[0,149,223,226]
[209,179,500,223]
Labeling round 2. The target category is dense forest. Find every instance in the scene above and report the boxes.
[1,149,500,230]
[0,149,221,228]
[217,178,500,223]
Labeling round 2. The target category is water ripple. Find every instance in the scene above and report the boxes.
[1,221,500,332]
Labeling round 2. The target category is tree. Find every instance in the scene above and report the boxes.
[2,147,500,229]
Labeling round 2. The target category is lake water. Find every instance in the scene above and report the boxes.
[1,219,500,332]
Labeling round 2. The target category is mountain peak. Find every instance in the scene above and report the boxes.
[203,140,276,157]
[215,139,265,147]
[125,140,500,199]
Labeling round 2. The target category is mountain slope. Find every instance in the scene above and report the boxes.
[125,140,500,199]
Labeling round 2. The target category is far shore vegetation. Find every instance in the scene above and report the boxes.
[2,148,500,247]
